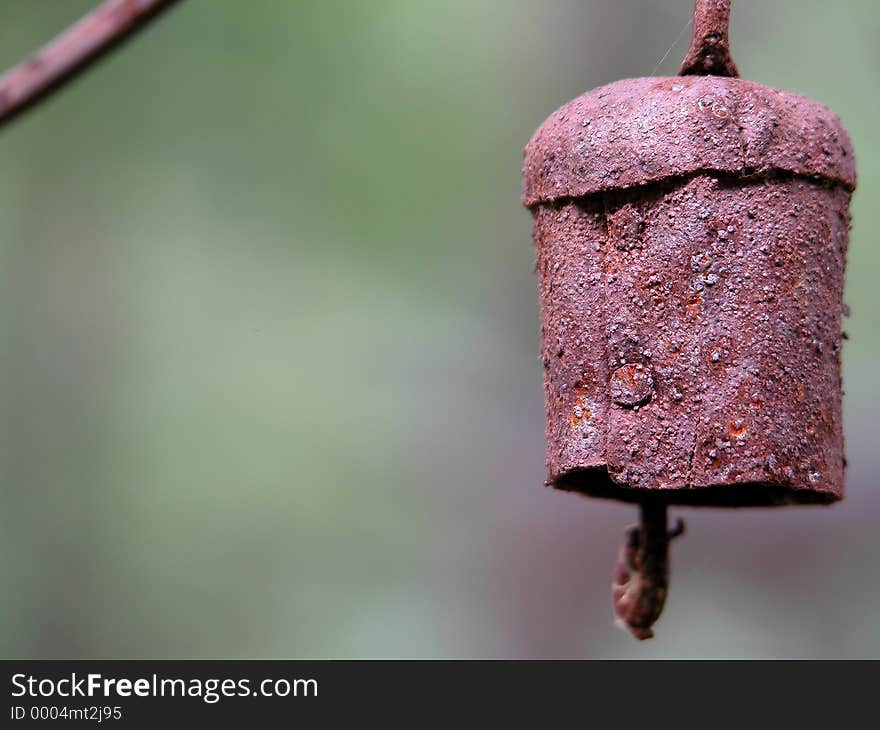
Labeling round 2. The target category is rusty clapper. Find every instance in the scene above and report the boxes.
[522,0,855,639]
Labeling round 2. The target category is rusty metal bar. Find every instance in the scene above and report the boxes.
[0,0,182,131]
[679,0,739,77]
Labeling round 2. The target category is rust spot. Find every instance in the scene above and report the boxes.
[569,386,593,426]
[570,407,592,427]
[727,419,747,437]
[691,251,712,271]
[685,291,702,316]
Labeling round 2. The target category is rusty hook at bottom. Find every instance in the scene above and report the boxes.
[612,499,685,640]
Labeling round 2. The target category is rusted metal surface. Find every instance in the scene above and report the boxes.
[532,173,850,507]
[679,0,739,77]
[522,75,855,207]
[612,502,684,640]
[525,79,853,510]
[523,0,855,639]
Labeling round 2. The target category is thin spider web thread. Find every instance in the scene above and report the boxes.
[650,16,692,76]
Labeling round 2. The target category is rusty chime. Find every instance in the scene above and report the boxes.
[522,0,855,638]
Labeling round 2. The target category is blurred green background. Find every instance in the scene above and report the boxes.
[0,0,876,659]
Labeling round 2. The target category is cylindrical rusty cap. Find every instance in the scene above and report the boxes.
[523,75,855,207]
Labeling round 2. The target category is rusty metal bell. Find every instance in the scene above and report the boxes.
[522,0,855,639]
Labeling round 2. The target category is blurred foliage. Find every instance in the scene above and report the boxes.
[0,0,877,658]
